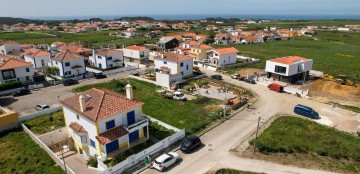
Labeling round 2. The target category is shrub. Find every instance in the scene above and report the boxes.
[0,81,22,91]
[87,157,98,168]
[194,97,210,104]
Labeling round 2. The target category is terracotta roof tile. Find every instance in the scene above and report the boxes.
[0,55,32,70]
[24,49,49,58]
[192,44,212,49]
[69,122,87,133]
[96,126,129,145]
[52,51,85,62]
[211,47,239,54]
[61,88,143,122]
[95,49,122,56]
[270,56,311,65]
[125,45,148,51]
[155,52,192,62]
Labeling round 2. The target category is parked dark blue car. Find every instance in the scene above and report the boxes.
[294,104,319,119]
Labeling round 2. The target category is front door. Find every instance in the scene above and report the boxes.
[127,111,135,126]
[129,130,139,143]
[99,63,102,69]
[106,139,119,154]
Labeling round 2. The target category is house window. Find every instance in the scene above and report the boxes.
[97,56,102,59]
[215,53,218,56]
[181,71,184,76]
[76,115,80,120]
[180,62,184,67]
[2,69,16,80]
[65,62,70,67]
[90,139,96,148]
[106,120,115,130]
[163,61,167,64]
[26,68,30,72]
[65,71,71,75]
[275,65,287,74]
[26,76,30,80]
[81,136,87,143]
[106,56,112,61]
[186,65,189,70]
[55,61,58,65]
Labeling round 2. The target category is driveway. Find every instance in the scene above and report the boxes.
[0,69,141,115]
[140,68,357,174]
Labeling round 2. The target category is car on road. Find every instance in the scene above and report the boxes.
[211,74,223,80]
[13,89,30,97]
[63,79,78,86]
[35,104,50,111]
[93,72,107,79]
[230,74,240,79]
[180,136,202,153]
[152,152,180,171]
[244,78,256,84]
[294,104,319,119]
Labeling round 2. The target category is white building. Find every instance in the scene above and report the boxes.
[50,51,86,78]
[0,41,21,56]
[154,52,193,88]
[61,86,149,160]
[49,41,66,51]
[206,47,239,67]
[89,49,124,70]
[23,49,51,68]
[0,55,34,84]
[214,33,230,45]
[265,56,313,83]
[122,45,149,65]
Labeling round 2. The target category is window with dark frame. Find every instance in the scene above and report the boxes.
[274,65,287,74]
[2,69,16,80]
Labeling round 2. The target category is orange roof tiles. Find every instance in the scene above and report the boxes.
[155,52,192,62]
[212,47,239,54]
[270,56,311,65]
[192,44,213,49]
[96,49,122,56]
[69,122,87,133]
[52,51,85,62]
[67,46,92,53]
[61,88,143,122]
[96,126,129,145]
[125,45,148,51]
[24,49,49,58]
[0,55,32,70]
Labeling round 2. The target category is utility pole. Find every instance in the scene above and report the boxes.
[253,117,261,152]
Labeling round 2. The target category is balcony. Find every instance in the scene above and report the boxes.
[125,117,149,131]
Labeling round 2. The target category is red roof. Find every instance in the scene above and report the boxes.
[211,47,239,54]
[155,52,192,62]
[69,122,87,133]
[24,49,49,58]
[52,51,85,62]
[96,126,129,145]
[0,55,32,70]
[271,56,311,65]
[96,49,122,56]
[125,45,148,51]
[61,88,143,122]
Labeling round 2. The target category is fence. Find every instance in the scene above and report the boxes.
[100,129,185,174]
[129,75,157,85]
[21,123,76,174]
[19,106,62,120]
[102,65,139,76]
[145,115,181,132]
[38,127,69,146]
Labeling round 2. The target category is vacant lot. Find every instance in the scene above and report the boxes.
[73,79,222,134]
[213,169,263,174]
[220,31,360,83]
[242,116,360,174]
[23,110,65,134]
[0,128,63,174]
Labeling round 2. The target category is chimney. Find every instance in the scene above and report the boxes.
[125,84,133,100]
[79,95,86,112]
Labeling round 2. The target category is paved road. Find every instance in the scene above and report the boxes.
[140,68,348,174]
[0,69,141,115]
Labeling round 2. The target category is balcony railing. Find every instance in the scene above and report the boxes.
[125,117,149,131]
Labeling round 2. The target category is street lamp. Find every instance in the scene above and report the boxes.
[58,144,69,173]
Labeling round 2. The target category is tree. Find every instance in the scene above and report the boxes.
[45,67,60,76]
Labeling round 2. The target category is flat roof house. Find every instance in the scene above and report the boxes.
[61,85,149,160]
[158,37,179,52]
[265,56,313,83]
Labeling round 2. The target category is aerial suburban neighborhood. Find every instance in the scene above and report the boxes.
[0,1,360,174]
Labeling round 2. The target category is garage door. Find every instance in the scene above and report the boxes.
[129,130,139,143]
[106,139,119,154]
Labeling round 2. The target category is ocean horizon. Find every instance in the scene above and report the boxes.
[25,14,360,21]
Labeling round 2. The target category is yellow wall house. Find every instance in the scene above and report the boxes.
[190,44,213,60]
[0,107,19,133]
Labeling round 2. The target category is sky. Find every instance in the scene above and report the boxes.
[1,0,360,19]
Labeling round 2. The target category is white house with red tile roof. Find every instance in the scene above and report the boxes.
[265,56,313,83]
[89,49,124,70]
[190,44,213,61]
[215,33,230,45]
[154,52,193,88]
[23,49,51,68]
[0,55,34,84]
[206,47,239,67]
[50,51,86,78]
[49,41,66,51]
[122,28,137,38]
[122,45,149,65]
[61,86,149,160]
[0,41,21,56]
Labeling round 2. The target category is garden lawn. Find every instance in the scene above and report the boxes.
[253,116,360,173]
[73,79,222,134]
[219,31,360,83]
[0,128,64,174]
[23,110,65,134]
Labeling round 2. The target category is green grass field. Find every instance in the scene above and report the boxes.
[253,116,360,173]
[23,110,65,134]
[246,20,360,30]
[219,31,360,83]
[72,79,222,134]
[0,128,64,174]
[216,169,263,174]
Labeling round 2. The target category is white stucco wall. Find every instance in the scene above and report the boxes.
[51,58,85,77]
[154,59,178,75]
[0,44,21,55]
[265,60,313,76]
[123,48,150,59]
[24,55,51,68]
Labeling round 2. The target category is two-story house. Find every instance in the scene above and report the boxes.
[158,37,179,52]
[0,55,34,84]
[207,47,239,67]
[0,41,21,57]
[154,52,193,88]
[265,56,313,83]
[214,33,230,45]
[122,45,149,66]
[50,51,86,78]
[23,49,51,68]
[61,86,149,160]
[190,44,213,61]
[89,49,124,70]
[49,41,66,51]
